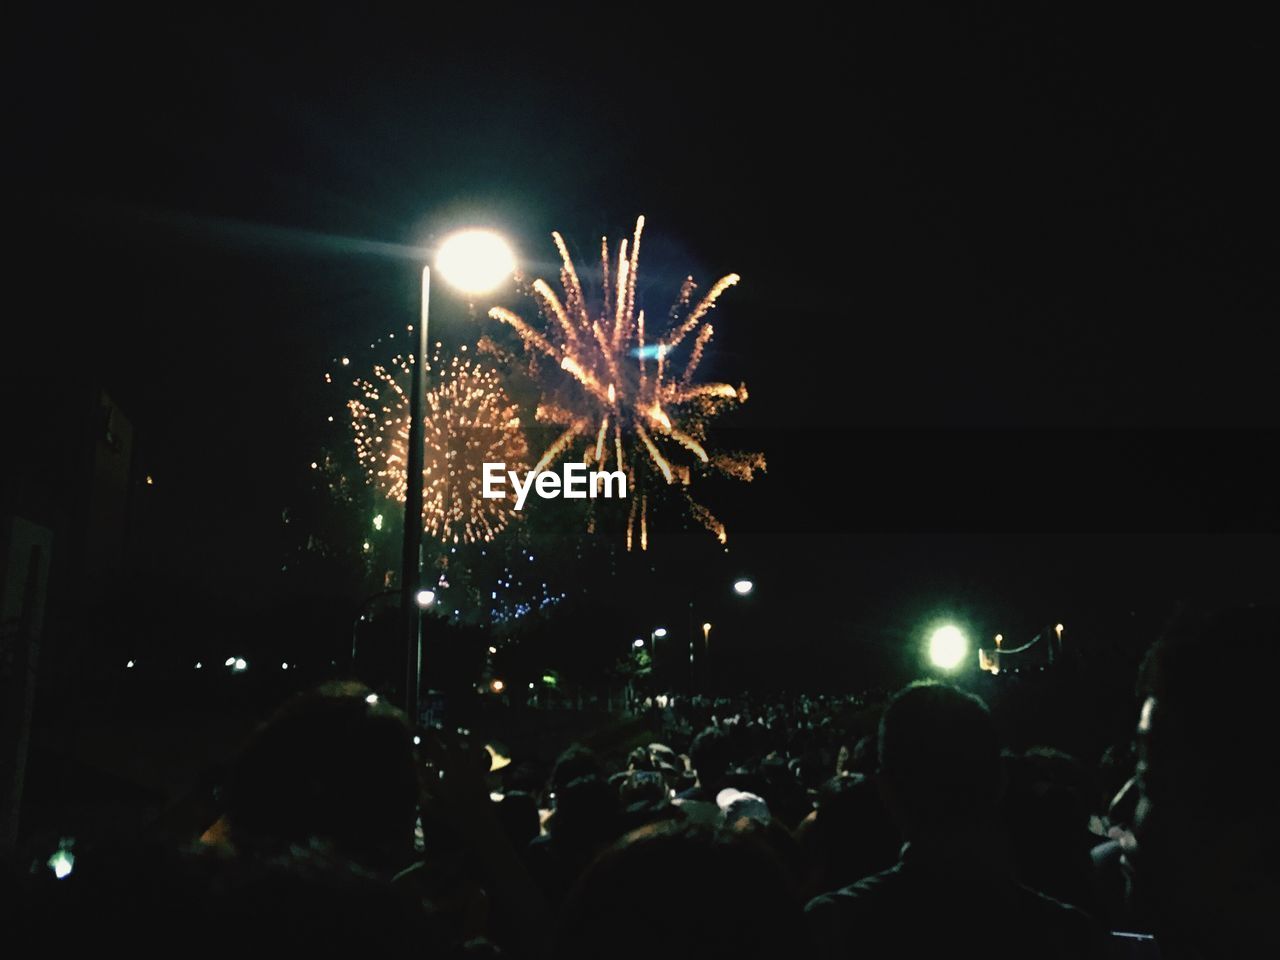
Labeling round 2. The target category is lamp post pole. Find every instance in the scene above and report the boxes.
[401,266,430,725]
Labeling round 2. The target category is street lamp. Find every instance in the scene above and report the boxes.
[732,579,754,596]
[402,229,515,726]
[928,625,968,670]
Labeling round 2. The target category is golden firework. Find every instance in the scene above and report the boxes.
[349,350,528,544]
[486,216,764,549]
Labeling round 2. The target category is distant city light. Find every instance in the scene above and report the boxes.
[373,514,384,531]
[415,589,436,608]
[195,662,202,670]
[126,660,135,669]
[928,625,968,670]
[733,579,754,596]
[488,646,497,654]
[225,657,236,667]
[633,638,645,648]
[490,679,505,693]
[653,627,668,638]
[365,693,378,705]
[233,658,248,673]
[281,662,289,670]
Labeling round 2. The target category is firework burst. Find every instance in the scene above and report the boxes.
[348,350,529,544]
[486,216,764,549]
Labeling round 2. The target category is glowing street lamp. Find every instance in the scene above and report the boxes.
[402,228,516,726]
[732,579,754,596]
[928,625,968,670]
[436,230,517,295]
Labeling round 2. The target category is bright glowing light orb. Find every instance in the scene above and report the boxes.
[436,229,516,295]
[653,627,668,638]
[733,579,754,596]
[929,625,968,670]
[48,849,74,880]
[415,589,436,608]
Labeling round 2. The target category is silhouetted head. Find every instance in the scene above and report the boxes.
[496,790,540,849]
[549,744,602,799]
[555,821,809,960]
[1134,603,1280,956]
[223,681,419,873]
[876,681,1002,836]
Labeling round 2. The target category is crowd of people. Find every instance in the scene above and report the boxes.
[4,603,1277,957]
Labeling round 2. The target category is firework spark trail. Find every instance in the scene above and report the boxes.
[349,350,528,544]
[487,216,764,548]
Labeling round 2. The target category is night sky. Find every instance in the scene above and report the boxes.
[9,6,1279,688]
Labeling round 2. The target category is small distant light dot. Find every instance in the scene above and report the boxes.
[195,662,202,669]
[126,660,135,669]
[365,693,378,705]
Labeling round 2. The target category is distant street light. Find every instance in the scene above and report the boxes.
[733,579,754,596]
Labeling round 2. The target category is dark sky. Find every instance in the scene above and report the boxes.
[9,6,1279,679]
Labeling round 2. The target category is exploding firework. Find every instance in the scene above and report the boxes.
[486,216,764,549]
[348,350,529,544]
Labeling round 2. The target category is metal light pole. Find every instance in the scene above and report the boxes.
[401,267,430,724]
[397,229,515,725]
